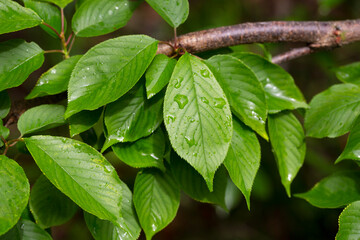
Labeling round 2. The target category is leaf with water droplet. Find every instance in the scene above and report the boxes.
[174,94,188,109]
[145,0,189,27]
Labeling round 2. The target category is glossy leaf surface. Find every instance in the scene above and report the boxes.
[69,108,102,137]
[27,55,82,99]
[0,39,44,92]
[0,0,41,34]
[233,52,308,113]
[24,136,125,226]
[0,156,30,235]
[336,201,360,240]
[145,54,176,99]
[134,169,180,240]
[207,55,268,140]
[0,219,52,240]
[224,117,261,209]
[304,83,360,138]
[268,111,306,196]
[0,90,10,119]
[65,35,158,118]
[18,104,66,136]
[335,61,360,85]
[296,171,360,208]
[145,0,189,27]
[39,0,73,8]
[72,0,141,37]
[29,175,78,229]
[103,82,163,151]
[164,53,232,191]
[112,129,166,171]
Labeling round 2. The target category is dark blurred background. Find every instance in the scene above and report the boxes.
[3,0,360,239]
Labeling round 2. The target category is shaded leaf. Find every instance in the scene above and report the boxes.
[29,175,78,229]
[164,53,232,191]
[134,169,180,240]
[112,129,165,171]
[18,104,66,136]
[268,111,306,196]
[337,118,360,163]
[26,55,82,99]
[145,54,176,99]
[232,52,308,113]
[336,201,360,240]
[0,0,41,35]
[0,119,10,147]
[335,62,360,85]
[0,39,44,92]
[206,54,268,140]
[72,0,141,37]
[102,81,163,151]
[224,117,260,209]
[65,35,158,118]
[69,108,102,137]
[0,90,10,119]
[38,0,73,8]
[304,83,360,138]
[0,156,30,235]
[145,0,189,27]
[0,219,52,240]
[295,171,360,208]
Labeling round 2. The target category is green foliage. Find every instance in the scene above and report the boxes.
[336,201,360,240]
[0,91,10,119]
[145,0,189,27]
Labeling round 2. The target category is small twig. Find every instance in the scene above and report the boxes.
[66,32,74,46]
[44,49,64,54]
[41,22,62,39]
[272,46,314,64]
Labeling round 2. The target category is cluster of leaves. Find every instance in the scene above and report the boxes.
[1,0,360,239]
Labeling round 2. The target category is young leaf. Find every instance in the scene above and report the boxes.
[29,175,78,229]
[0,219,52,240]
[0,119,10,147]
[23,0,65,39]
[72,0,142,37]
[24,136,125,227]
[295,171,360,208]
[145,54,177,99]
[268,111,306,197]
[0,0,42,35]
[84,181,141,240]
[133,169,180,240]
[164,53,232,191]
[337,118,360,163]
[65,35,158,118]
[69,108,102,137]
[0,156,30,235]
[232,52,308,113]
[0,90,10,119]
[145,0,189,28]
[112,129,166,171]
[18,104,66,136]
[336,201,360,240]
[26,55,82,99]
[304,83,360,138]
[224,117,261,210]
[170,152,228,209]
[102,81,163,151]
[38,0,73,8]
[206,55,268,140]
[0,39,44,92]
[335,61,360,85]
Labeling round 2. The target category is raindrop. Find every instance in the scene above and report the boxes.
[104,165,112,173]
[166,114,176,124]
[214,98,226,109]
[51,69,57,74]
[108,10,113,15]
[174,94,188,109]
[200,97,209,104]
[200,69,210,78]
[174,79,182,88]
[185,136,195,147]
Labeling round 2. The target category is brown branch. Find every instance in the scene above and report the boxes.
[272,47,314,64]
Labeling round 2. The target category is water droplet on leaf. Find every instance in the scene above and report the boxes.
[214,98,226,109]
[174,94,188,109]
[200,69,210,78]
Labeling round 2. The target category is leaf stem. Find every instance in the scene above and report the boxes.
[44,50,64,54]
[41,22,62,39]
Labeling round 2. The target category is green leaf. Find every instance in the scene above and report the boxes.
[206,55,268,140]
[295,171,360,208]
[23,0,65,38]
[268,111,306,197]
[133,169,180,240]
[0,39,44,92]
[112,129,166,171]
[0,119,10,147]
[65,35,158,118]
[0,0,42,35]
[102,81,163,151]
[335,62,360,85]
[69,108,102,137]
[337,118,360,163]
[145,0,189,28]
[72,0,141,37]
[336,201,360,240]
[24,136,125,226]
[304,83,360,138]
[145,54,176,99]
[224,117,261,210]
[0,90,10,119]
[0,156,30,235]
[84,181,141,240]
[26,55,82,99]
[29,175,78,229]
[164,53,232,191]
[18,104,66,136]
[0,219,53,240]
[232,52,308,113]
[169,151,228,209]
[38,0,73,8]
